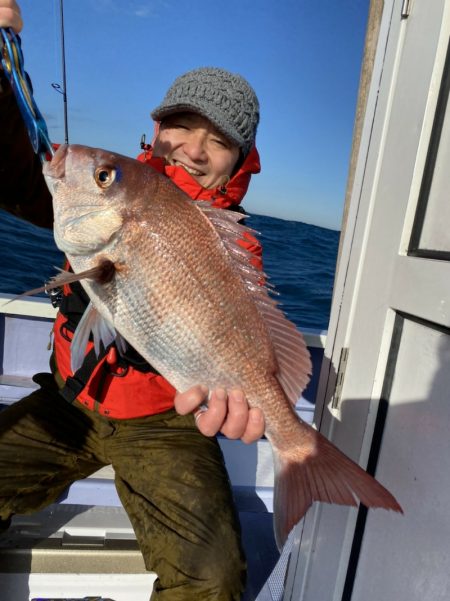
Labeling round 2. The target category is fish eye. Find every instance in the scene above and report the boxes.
[95,166,117,188]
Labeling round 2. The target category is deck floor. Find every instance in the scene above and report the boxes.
[0,503,280,601]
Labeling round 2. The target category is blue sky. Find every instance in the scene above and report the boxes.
[16,0,369,230]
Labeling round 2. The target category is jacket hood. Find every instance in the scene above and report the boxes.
[137,146,261,209]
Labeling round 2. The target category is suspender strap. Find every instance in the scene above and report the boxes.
[59,346,107,404]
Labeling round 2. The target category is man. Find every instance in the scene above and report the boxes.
[0,2,265,599]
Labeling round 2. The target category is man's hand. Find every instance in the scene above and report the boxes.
[0,0,23,33]
[174,386,265,444]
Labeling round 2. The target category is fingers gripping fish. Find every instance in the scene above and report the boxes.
[43,144,402,549]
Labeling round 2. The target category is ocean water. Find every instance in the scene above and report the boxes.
[0,209,339,331]
[250,214,339,331]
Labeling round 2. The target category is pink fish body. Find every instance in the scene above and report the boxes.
[43,145,402,548]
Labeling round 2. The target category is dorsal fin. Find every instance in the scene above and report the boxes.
[194,202,312,404]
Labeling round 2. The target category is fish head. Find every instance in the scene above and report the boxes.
[43,144,159,257]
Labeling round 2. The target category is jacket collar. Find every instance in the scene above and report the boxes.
[137,146,261,209]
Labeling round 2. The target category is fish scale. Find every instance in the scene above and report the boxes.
[100,207,275,391]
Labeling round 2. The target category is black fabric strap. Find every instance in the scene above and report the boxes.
[58,281,90,331]
[59,346,106,404]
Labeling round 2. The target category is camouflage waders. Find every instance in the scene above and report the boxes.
[0,373,246,599]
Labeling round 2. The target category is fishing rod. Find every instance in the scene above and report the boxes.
[51,0,69,144]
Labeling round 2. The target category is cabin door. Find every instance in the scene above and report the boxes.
[284,0,450,600]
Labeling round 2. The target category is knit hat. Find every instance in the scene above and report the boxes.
[151,67,259,157]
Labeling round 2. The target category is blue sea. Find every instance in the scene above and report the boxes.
[0,209,339,331]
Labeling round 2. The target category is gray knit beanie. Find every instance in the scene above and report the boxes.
[151,67,259,157]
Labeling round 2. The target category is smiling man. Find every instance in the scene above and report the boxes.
[153,112,240,188]
[150,67,256,188]
[0,8,266,593]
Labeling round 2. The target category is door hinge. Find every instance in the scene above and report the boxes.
[401,0,411,19]
[331,347,349,408]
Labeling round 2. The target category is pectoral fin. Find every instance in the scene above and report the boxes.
[71,301,117,372]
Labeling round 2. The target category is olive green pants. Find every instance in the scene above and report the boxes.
[0,374,246,600]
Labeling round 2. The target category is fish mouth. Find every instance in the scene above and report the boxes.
[43,144,68,179]
[43,144,68,194]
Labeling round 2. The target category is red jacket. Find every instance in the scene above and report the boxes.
[53,146,263,419]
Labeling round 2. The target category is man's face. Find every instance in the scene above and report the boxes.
[152,112,241,189]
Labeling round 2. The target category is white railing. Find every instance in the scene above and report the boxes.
[0,293,327,348]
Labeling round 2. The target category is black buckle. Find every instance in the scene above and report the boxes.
[46,286,63,308]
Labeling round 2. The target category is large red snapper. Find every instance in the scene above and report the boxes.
[43,144,402,548]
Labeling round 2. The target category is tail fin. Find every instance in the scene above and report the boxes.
[273,423,403,549]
